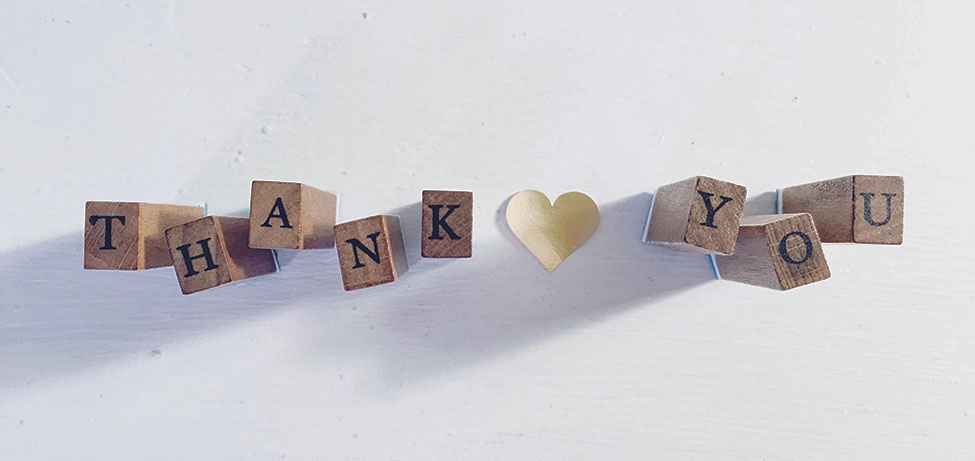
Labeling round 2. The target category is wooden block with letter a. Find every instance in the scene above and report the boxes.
[713,213,831,290]
[780,175,904,244]
[334,215,409,291]
[249,180,338,249]
[85,201,204,270]
[422,190,473,258]
[165,216,277,294]
[643,176,747,255]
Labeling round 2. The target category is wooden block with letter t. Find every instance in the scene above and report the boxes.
[249,180,338,249]
[643,176,747,255]
[713,213,831,290]
[84,201,204,270]
[780,175,904,244]
[334,215,409,291]
[422,190,473,258]
[165,216,277,295]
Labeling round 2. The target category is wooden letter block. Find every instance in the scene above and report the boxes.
[165,216,277,295]
[85,201,204,270]
[421,190,473,258]
[643,176,747,255]
[780,175,904,244]
[334,215,409,291]
[249,180,338,249]
[713,213,831,290]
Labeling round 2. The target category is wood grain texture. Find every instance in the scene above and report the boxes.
[781,175,904,244]
[248,180,337,249]
[644,176,746,255]
[165,216,277,294]
[84,201,204,270]
[334,215,409,291]
[714,213,830,290]
[421,190,473,258]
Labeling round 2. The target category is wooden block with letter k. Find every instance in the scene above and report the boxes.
[422,190,473,258]
[334,215,409,291]
[780,175,904,244]
[249,180,337,249]
[165,216,277,294]
[84,201,204,270]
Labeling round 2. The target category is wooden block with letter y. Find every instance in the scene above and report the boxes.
[249,180,338,249]
[643,176,747,255]
[84,201,204,270]
[713,213,831,290]
[780,175,904,244]
[165,216,277,294]
[422,190,473,258]
[334,215,409,291]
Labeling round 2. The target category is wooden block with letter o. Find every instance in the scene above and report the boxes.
[422,190,473,258]
[780,175,904,244]
[713,213,831,290]
[85,201,204,270]
[334,215,409,291]
[165,216,277,294]
[643,176,747,255]
[249,180,338,249]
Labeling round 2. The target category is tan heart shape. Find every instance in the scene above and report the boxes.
[505,190,600,272]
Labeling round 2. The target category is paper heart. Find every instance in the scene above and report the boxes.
[505,190,600,272]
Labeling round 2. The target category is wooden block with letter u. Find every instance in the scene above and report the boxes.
[643,176,747,255]
[780,175,904,244]
[249,180,338,249]
[713,213,831,290]
[165,216,277,294]
[334,215,409,291]
[85,201,204,270]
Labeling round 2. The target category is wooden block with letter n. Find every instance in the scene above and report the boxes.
[713,213,831,290]
[643,176,747,255]
[85,201,204,270]
[249,180,338,249]
[422,190,473,258]
[165,216,277,295]
[780,175,904,244]
[334,215,409,291]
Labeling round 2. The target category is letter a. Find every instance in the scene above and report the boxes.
[260,197,293,229]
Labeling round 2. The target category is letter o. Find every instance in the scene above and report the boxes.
[778,231,813,265]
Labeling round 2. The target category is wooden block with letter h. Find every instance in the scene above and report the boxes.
[643,176,747,255]
[713,213,831,290]
[85,201,204,270]
[165,216,277,294]
[780,175,903,244]
[422,190,473,258]
[334,215,409,291]
[249,180,338,249]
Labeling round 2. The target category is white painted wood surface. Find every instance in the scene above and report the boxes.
[1,2,973,458]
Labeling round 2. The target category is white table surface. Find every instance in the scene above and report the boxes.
[2,2,973,459]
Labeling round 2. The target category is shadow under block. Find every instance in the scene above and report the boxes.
[165,216,277,295]
[713,213,831,290]
[249,180,338,249]
[780,175,904,244]
[421,190,473,258]
[84,201,205,270]
[643,176,747,255]
[334,215,409,291]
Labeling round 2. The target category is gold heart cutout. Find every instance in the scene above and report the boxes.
[505,190,600,272]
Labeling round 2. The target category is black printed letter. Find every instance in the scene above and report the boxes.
[697,191,734,229]
[428,205,462,240]
[175,238,220,277]
[89,215,126,250]
[346,232,382,268]
[260,197,293,229]
[778,231,813,265]
[860,192,896,226]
